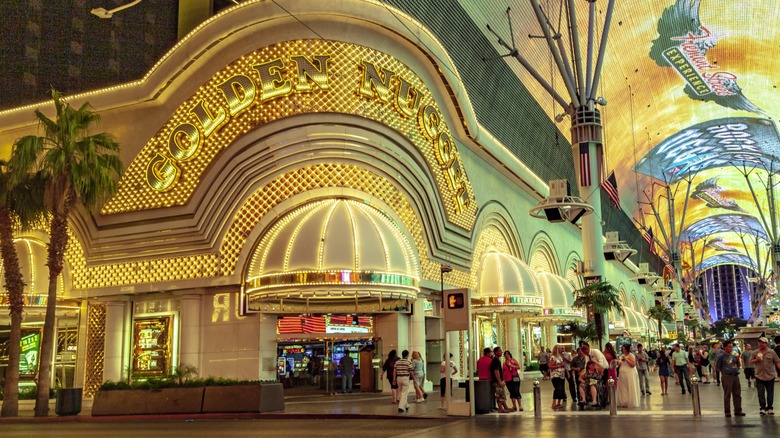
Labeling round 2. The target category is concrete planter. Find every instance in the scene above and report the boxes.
[91,387,205,416]
[202,383,285,413]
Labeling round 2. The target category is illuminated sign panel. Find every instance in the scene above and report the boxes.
[650,0,762,113]
[633,118,780,183]
[105,40,476,229]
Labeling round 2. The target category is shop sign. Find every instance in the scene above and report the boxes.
[19,332,40,376]
[108,40,475,226]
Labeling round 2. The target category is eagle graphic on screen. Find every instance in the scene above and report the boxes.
[650,0,764,114]
[690,177,746,212]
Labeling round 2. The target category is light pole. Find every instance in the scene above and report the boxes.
[486,0,617,347]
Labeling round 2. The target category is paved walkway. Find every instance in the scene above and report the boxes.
[1,371,776,422]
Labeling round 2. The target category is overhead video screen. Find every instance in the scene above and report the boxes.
[466,0,780,273]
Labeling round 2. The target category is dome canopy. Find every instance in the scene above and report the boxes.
[475,252,542,314]
[245,199,419,313]
[0,238,69,308]
[612,307,650,336]
[533,272,584,322]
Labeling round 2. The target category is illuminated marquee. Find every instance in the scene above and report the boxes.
[104,40,475,226]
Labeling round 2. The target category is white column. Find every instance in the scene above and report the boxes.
[546,323,558,348]
[258,313,278,381]
[73,301,88,389]
[178,295,203,371]
[496,314,504,349]
[447,330,460,378]
[507,317,519,363]
[103,301,127,383]
[410,297,427,356]
[526,324,534,364]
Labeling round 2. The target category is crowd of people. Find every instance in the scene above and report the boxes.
[376,335,780,417]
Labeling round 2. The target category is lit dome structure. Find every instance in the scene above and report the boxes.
[0,238,69,308]
[245,199,419,313]
[475,252,542,314]
[532,272,584,322]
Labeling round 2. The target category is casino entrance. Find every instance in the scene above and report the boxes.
[276,314,379,394]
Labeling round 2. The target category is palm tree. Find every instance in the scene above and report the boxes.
[0,164,45,417]
[565,320,598,346]
[684,318,702,340]
[647,304,674,343]
[12,90,123,417]
[572,281,623,350]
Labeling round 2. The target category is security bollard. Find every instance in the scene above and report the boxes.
[533,379,542,418]
[691,375,701,417]
[608,377,617,416]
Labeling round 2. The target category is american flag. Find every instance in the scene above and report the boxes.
[643,227,657,255]
[600,171,620,209]
[579,143,591,186]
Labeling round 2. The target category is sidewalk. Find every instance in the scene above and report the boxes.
[0,372,771,422]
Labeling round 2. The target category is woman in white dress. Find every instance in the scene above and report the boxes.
[616,344,641,408]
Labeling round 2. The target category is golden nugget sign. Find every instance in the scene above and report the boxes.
[105,40,475,225]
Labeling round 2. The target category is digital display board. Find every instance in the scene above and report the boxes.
[463,0,780,273]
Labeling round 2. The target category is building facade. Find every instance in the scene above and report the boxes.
[0,1,659,397]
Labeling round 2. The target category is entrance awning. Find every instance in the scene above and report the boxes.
[474,252,542,315]
[245,199,419,313]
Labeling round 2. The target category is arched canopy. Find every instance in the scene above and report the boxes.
[245,199,419,313]
[475,252,542,314]
[527,272,584,323]
[0,238,71,308]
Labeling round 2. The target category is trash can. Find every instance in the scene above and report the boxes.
[461,380,492,414]
[55,388,82,416]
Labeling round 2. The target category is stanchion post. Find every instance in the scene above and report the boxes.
[533,379,542,418]
[691,375,701,417]
[608,377,617,416]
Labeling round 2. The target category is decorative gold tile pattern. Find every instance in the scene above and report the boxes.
[102,39,476,230]
[66,163,472,290]
[84,303,106,398]
[470,225,513,290]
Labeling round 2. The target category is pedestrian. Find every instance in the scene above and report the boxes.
[603,343,619,383]
[538,346,550,380]
[716,340,745,417]
[671,344,692,395]
[742,343,755,388]
[503,350,523,411]
[563,347,577,402]
[477,347,495,410]
[439,353,458,409]
[616,343,641,408]
[749,337,780,415]
[491,346,511,413]
[394,350,414,413]
[411,351,428,402]
[687,345,697,379]
[570,348,586,402]
[381,350,399,403]
[635,343,651,395]
[699,345,711,383]
[339,352,355,393]
[477,347,493,381]
[712,342,723,386]
[578,360,602,407]
[549,345,567,409]
[656,347,671,395]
